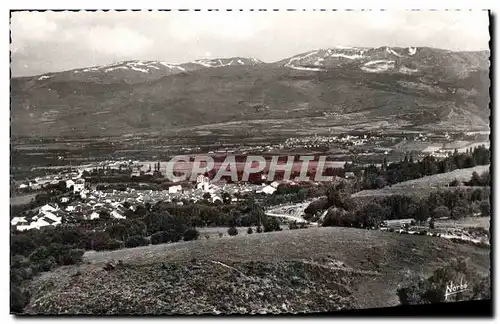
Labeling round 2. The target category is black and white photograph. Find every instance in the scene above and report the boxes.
[8,8,492,316]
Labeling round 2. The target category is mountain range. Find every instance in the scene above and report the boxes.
[10,46,490,139]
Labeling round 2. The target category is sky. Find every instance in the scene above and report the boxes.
[10,10,490,77]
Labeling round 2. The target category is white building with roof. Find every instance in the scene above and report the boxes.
[169,185,183,194]
[73,179,85,193]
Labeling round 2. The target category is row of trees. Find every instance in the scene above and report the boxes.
[359,145,490,190]
[318,186,490,229]
[450,171,491,187]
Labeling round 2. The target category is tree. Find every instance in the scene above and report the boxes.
[125,235,150,248]
[151,232,166,245]
[222,192,232,204]
[183,228,200,241]
[59,249,85,265]
[479,200,490,216]
[451,205,470,220]
[264,216,282,232]
[429,218,435,230]
[414,202,430,224]
[355,203,388,228]
[247,227,254,234]
[85,231,111,251]
[227,227,238,236]
[11,285,30,314]
[105,239,123,251]
[11,235,37,257]
[470,188,484,202]
[375,176,387,189]
[468,172,483,186]
[288,221,299,230]
[107,223,129,241]
[433,206,451,219]
[151,231,181,245]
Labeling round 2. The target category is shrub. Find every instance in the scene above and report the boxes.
[256,226,263,233]
[105,239,123,250]
[264,217,282,232]
[322,208,354,227]
[247,227,254,234]
[183,228,200,241]
[451,205,470,220]
[85,231,111,251]
[151,231,165,245]
[28,246,52,264]
[429,218,435,230]
[218,232,224,238]
[125,235,150,248]
[59,249,85,265]
[11,234,37,257]
[35,256,57,272]
[479,200,490,216]
[288,221,299,230]
[227,227,238,236]
[355,202,388,228]
[10,285,30,314]
[433,206,451,219]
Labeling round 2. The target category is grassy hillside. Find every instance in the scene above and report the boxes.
[24,226,490,314]
[352,164,490,198]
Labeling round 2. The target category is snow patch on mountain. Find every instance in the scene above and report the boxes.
[288,65,326,72]
[329,53,364,60]
[286,51,319,66]
[408,47,417,56]
[314,57,325,65]
[159,62,185,71]
[193,59,216,67]
[387,48,403,57]
[104,66,129,73]
[82,67,101,72]
[334,45,355,50]
[364,60,395,66]
[237,59,245,65]
[38,75,53,80]
[399,66,419,74]
[128,66,149,73]
[361,60,395,73]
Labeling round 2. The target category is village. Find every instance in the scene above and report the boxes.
[10,167,291,233]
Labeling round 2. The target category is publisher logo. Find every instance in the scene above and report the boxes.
[444,278,469,301]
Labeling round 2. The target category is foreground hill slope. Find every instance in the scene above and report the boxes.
[11,47,490,138]
[24,227,490,314]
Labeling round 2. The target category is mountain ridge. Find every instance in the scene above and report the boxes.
[10,46,490,139]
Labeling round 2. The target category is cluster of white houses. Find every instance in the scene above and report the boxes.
[11,173,284,232]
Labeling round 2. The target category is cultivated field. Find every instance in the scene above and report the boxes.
[25,226,490,314]
[10,193,37,206]
[435,216,490,230]
[352,164,490,198]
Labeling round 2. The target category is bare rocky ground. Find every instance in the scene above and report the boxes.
[23,227,490,315]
